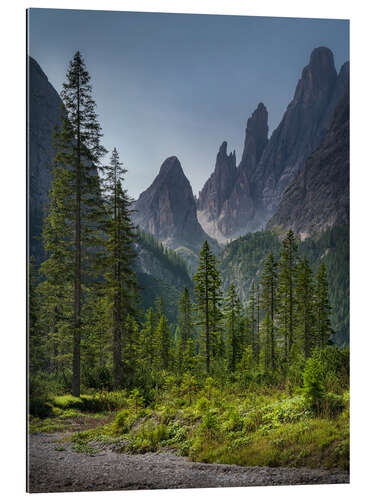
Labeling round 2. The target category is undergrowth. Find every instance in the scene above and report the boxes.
[29,380,349,470]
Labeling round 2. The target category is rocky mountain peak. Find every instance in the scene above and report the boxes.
[216,141,236,169]
[294,46,337,103]
[158,156,184,176]
[267,91,349,238]
[134,156,212,252]
[239,102,268,169]
[309,46,335,71]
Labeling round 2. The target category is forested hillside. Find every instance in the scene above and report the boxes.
[135,230,193,324]
[219,225,349,345]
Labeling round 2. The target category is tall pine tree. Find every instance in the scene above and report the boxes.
[261,252,278,371]
[99,147,138,389]
[224,284,242,372]
[193,241,222,374]
[296,257,315,358]
[278,230,298,363]
[314,262,333,348]
[42,51,106,396]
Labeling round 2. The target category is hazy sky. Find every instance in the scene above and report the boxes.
[28,9,349,199]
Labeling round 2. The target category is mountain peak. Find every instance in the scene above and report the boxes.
[134,157,210,252]
[309,46,335,68]
[159,156,184,176]
[219,141,228,155]
[240,102,268,169]
[256,102,267,112]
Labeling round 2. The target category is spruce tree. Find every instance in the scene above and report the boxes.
[177,287,193,373]
[193,241,222,374]
[29,258,47,375]
[261,252,278,371]
[99,147,138,389]
[154,296,165,324]
[42,51,106,396]
[155,314,171,371]
[314,262,333,348]
[277,230,298,362]
[224,284,242,372]
[296,257,315,358]
[140,307,156,370]
[248,282,259,364]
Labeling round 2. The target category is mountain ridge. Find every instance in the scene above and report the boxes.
[196,47,349,242]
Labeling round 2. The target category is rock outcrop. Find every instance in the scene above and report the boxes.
[197,103,268,241]
[217,102,269,238]
[267,92,349,238]
[28,56,63,262]
[196,142,238,243]
[134,156,214,252]
[197,48,349,242]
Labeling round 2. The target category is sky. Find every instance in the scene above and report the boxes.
[28,9,349,199]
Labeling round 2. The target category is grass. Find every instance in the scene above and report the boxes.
[28,382,349,469]
[29,406,115,434]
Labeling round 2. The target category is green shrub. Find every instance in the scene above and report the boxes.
[29,398,53,418]
[126,422,170,453]
[199,411,220,439]
[29,373,53,418]
[196,397,210,413]
[302,354,325,415]
[221,409,243,432]
[113,409,134,435]
[323,393,345,417]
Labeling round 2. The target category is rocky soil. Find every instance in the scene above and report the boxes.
[28,433,349,493]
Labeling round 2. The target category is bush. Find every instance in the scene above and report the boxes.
[196,397,210,413]
[112,409,135,435]
[199,411,220,439]
[29,398,53,418]
[323,392,345,417]
[29,373,53,418]
[82,365,112,391]
[302,354,325,415]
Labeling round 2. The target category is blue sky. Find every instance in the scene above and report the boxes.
[28,9,349,198]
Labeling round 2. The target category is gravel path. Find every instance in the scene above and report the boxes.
[28,433,349,493]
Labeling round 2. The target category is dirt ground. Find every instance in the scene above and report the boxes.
[28,433,349,493]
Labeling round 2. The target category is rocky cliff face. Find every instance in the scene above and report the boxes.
[28,56,63,262]
[254,48,348,218]
[196,142,237,243]
[197,103,268,241]
[134,156,213,252]
[267,91,349,238]
[217,102,269,238]
[197,48,349,242]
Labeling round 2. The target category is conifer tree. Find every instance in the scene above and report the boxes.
[176,287,193,373]
[122,314,140,387]
[261,252,278,371]
[154,296,165,324]
[29,258,47,374]
[140,307,156,370]
[277,230,298,362]
[296,257,315,358]
[155,314,171,371]
[193,241,222,374]
[248,282,260,364]
[42,51,106,396]
[224,284,242,372]
[99,147,138,389]
[314,262,333,348]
